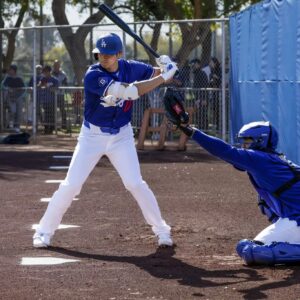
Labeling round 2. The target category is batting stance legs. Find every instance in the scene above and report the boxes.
[33,123,172,247]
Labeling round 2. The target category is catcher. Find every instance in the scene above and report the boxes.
[163,89,300,265]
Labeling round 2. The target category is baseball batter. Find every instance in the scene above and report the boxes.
[165,96,300,265]
[33,33,177,248]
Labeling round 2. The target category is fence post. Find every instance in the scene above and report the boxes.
[32,26,37,142]
[169,23,173,58]
[0,90,3,131]
[54,89,57,134]
[221,20,226,141]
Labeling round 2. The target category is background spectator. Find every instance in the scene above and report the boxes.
[52,60,68,129]
[147,86,166,140]
[27,64,43,125]
[208,57,222,132]
[1,64,25,132]
[208,56,222,88]
[190,58,209,130]
[178,60,191,88]
[28,64,43,87]
[37,65,58,134]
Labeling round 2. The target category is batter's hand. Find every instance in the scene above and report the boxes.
[161,62,178,82]
[101,95,119,107]
[156,55,172,71]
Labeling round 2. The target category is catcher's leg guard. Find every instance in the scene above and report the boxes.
[237,240,300,265]
[236,239,254,257]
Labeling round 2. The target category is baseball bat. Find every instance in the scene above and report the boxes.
[99,4,160,58]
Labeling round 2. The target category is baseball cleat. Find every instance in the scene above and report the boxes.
[158,233,173,248]
[33,232,51,248]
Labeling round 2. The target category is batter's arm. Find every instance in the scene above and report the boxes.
[134,75,165,96]
[105,64,177,101]
[134,63,177,96]
[152,67,161,77]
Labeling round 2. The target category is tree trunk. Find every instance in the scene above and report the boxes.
[52,0,115,85]
[2,0,28,71]
[140,23,161,65]
[3,35,17,71]
[175,23,210,67]
[199,31,212,67]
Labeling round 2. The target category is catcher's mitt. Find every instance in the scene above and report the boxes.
[163,88,189,127]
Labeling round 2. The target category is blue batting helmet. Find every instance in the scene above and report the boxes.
[238,121,278,151]
[92,33,123,55]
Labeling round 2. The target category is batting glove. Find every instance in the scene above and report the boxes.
[161,62,178,82]
[101,95,119,107]
[156,55,173,71]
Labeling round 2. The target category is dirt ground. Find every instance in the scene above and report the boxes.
[1,135,300,300]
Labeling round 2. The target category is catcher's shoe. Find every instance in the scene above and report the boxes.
[158,233,173,248]
[33,232,51,248]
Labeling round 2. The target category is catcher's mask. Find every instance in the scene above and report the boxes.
[237,121,278,151]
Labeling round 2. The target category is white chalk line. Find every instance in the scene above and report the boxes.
[49,166,69,170]
[52,155,72,159]
[45,179,64,183]
[23,155,79,266]
[40,197,78,202]
[31,224,80,230]
[21,257,80,266]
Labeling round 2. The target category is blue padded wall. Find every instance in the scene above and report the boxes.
[229,0,300,163]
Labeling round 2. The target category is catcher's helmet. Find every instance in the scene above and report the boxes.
[238,121,278,151]
[92,33,123,55]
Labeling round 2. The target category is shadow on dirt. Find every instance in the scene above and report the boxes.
[44,246,300,299]
[237,264,300,299]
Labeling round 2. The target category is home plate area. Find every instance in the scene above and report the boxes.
[0,150,300,299]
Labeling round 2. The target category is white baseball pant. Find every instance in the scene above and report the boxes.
[37,122,171,237]
[254,217,300,244]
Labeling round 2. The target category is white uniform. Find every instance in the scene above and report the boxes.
[33,34,173,248]
[37,122,171,238]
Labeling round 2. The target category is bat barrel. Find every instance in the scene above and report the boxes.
[98,4,160,58]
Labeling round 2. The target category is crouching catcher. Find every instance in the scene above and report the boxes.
[163,90,300,266]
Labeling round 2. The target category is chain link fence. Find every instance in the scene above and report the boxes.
[0,19,229,141]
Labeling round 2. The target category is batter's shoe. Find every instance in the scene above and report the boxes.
[33,232,51,248]
[158,233,173,247]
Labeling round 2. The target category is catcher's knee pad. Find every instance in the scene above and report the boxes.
[237,241,300,265]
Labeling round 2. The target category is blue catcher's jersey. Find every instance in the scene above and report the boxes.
[192,129,300,225]
[84,59,154,128]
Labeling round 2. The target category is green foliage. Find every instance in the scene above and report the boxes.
[124,0,167,21]
[65,0,100,13]
[44,45,68,62]
[1,0,37,21]
[222,0,262,16]
[123,0,261,20]
[178,1,194,19]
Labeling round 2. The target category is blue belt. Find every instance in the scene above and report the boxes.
[84,120,120,134]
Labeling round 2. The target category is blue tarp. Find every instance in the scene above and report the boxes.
[229,0,300,163]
